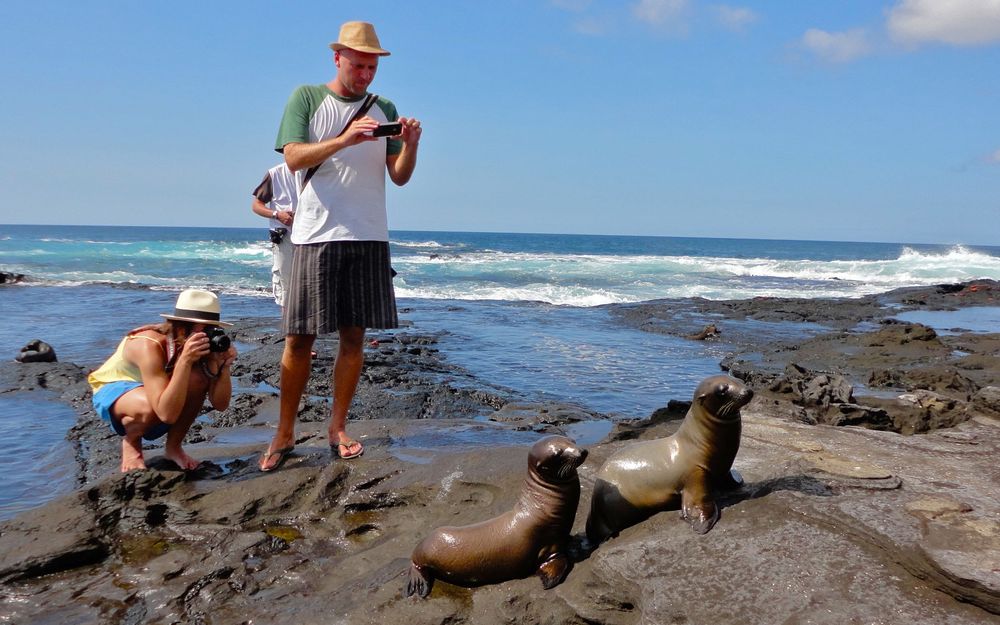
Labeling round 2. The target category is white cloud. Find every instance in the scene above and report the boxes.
[713,5,758,32]
[572,16,609,36]
[632,0,690,29]
[801,28,872,63]
[887,0,1000,46]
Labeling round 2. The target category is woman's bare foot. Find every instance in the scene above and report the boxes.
[164,447,201,471]
[121,438,147,472]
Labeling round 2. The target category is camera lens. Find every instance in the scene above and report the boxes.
[207,327,230,353]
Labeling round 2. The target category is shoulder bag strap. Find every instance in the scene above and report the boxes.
[300,93,379,192]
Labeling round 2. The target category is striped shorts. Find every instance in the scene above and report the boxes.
[283,240,399,334]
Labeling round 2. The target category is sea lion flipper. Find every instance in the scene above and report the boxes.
[585,480,614,546]
[681,475,720,535]
[714,468,744,490]
[681,500,719,534]
[406,563,433,598]
[536,552,570,589]
[406,437,585,592]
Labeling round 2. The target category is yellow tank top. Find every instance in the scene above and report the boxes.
[87,334,166,392]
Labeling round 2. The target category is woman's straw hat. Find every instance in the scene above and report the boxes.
[160,289,232,327]
[329,21,391,56]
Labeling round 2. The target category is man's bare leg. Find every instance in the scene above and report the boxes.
[329,326,365,456]
[261,333,316,470]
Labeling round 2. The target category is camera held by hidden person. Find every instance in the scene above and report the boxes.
[207,327,231,353]
[269,227,287,245]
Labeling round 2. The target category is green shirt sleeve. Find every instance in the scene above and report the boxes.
[376,96,404,156]
[275,85,324,153]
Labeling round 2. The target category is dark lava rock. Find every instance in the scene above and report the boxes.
[768,363,854,407]
[3,283,1000,623]
[865,321,939,346]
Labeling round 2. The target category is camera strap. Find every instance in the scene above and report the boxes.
[300,93,379,192]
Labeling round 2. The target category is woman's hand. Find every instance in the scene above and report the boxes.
[179,332,211,366]
[208,344,238,372]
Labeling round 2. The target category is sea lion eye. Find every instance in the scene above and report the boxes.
[715,385,729,396]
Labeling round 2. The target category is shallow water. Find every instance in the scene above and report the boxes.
[0,392,78,519]
[895,306,1000,335]
[407,300,734,417]
[0,285,732,521]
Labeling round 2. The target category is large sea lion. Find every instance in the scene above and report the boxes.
[406,435,588,598]
[586,375,753,545]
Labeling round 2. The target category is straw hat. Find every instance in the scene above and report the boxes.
[160,289,232,327]
[329,21,391,56]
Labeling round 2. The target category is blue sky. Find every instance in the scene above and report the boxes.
[2,0,998,245]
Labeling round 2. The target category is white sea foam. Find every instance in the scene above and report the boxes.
[390,239,450,249]
[394,283,632,306]
[131,242,271,260]
[390,245,1000,305]
[8,234,999,306]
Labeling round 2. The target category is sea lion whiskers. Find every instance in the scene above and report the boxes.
[557,449,588,480]
[716,398,738,418]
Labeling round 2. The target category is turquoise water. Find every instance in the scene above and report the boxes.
[4,224,999,304]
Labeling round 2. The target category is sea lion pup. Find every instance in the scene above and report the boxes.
[406,435,588,598]
[586,375,753,545]
[685,323,720,341]
[16,339,57,363]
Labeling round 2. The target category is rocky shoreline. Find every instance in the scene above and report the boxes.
[1,281,998,624]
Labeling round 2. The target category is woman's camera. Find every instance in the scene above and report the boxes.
[207,327,231,353]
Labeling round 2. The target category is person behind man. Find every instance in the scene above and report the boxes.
[251,163,298,312]
[89,289,237,472]
[259,21,421,471]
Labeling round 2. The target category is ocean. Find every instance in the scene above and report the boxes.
[2,224,999,520]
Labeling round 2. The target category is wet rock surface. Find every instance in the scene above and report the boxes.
[1,281,999,624]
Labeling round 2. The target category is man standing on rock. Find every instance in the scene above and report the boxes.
[259,21,421,471]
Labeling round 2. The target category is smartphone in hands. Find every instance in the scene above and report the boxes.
[371,122,403,137]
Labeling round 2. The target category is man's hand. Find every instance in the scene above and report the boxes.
[386,117,421,186]
[398,117,422,145]
[276,210,294,227]
[344,116,380,145]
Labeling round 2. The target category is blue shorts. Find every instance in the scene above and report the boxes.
[92,381,171,441]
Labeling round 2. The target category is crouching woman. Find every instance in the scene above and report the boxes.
[88,289,237,472]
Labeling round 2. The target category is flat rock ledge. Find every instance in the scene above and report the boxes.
[1,408,998,624]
